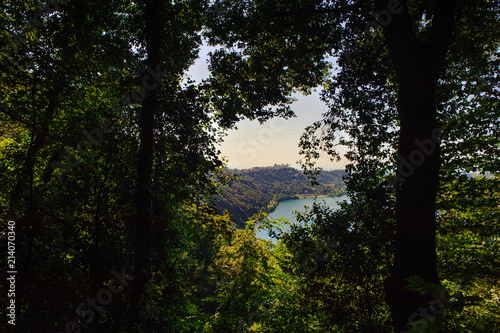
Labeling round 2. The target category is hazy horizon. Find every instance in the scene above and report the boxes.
[187,43,347,171]
[223,164,345,171]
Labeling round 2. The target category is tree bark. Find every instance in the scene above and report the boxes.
[132,0,161,309]
[386,65,442,332]
[372,0,458,331]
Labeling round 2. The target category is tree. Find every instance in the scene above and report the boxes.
[130,0,229,317]
[1,0,227,330]
[370,1,457,329]
[1,1,138,330]
[436,175,500,331]
[132,0,161,308]
[288,1,500,330]
[279,192,395,332]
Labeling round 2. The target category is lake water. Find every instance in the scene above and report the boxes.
[255,195,349,242]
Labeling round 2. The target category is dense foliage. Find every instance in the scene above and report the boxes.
[0,1,498,333]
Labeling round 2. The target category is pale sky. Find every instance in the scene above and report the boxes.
[187,44,346,170]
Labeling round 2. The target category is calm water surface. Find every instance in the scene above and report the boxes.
[255,195,349,242]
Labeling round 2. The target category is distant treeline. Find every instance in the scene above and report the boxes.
[214,165,346,227]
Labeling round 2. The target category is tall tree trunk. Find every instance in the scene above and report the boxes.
[10,78,60,322]
[373,0,458,331]
[386,67,442,331]
[132,0,161,309]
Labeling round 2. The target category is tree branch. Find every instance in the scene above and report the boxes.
[372,0,419,76]
[429,0,458,63]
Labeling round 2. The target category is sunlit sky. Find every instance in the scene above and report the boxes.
[187,44,346,170]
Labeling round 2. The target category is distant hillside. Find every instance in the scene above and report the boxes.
[214,164,346,227]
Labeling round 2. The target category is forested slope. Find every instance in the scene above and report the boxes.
[214,165,345,227]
